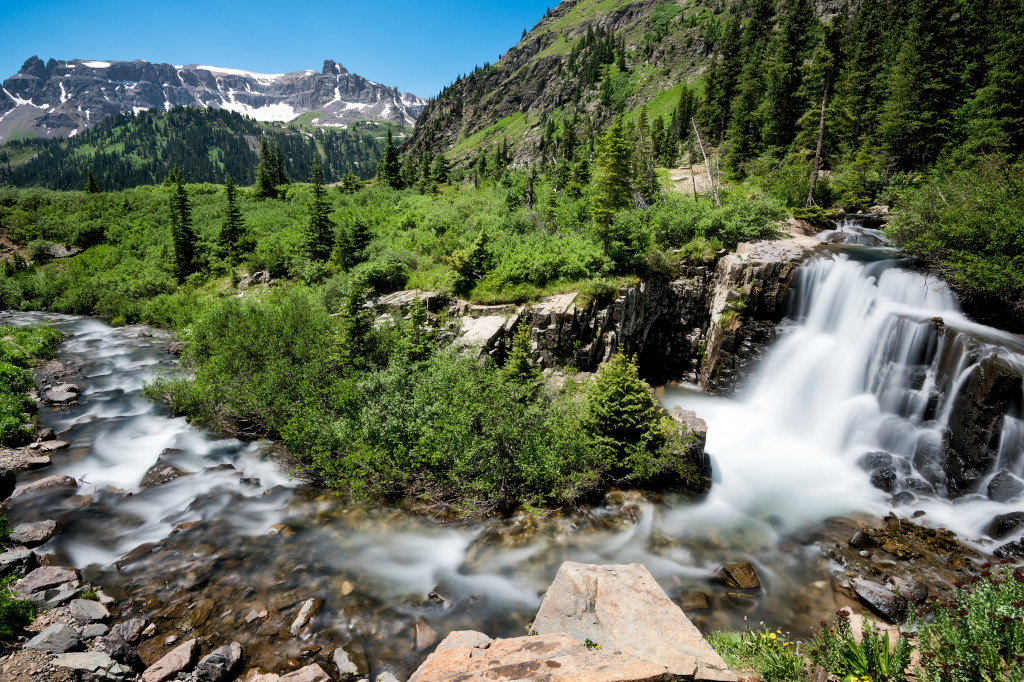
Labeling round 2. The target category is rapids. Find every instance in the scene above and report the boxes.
[3,216,1023,676]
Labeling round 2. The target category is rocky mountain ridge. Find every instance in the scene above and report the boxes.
[0,57,427,142]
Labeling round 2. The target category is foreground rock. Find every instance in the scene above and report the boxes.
[141,638,199,682]
[532,562,737,681]
[9,519,60,547]
[409,631,667,682]
[52,651,135,680]
[24,622,85,653]
[12,474,78,497]
[195,642,245,682]
[14,565,80,595]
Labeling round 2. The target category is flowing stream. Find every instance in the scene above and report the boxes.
[4,217,1024,676]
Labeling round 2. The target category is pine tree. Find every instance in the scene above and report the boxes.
[217,174,244,261]
[254,139,277,200]
[634,106,659,206]
[581,353,664,469]
[168,177,197,283]
[86,169,99,193]
[592,117,633,248]
[377,126,402,189]
[759,0,819,151]
[698,14,743,142]
[304,157,333,261]
[503,324,540,391]
[965,0,1024,158]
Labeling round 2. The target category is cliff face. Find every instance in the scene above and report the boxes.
[0,57,427,141]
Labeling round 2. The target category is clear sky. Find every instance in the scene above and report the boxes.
[2,0,558,98]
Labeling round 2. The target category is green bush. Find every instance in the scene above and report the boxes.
[710,625,807,682]
[913,565,1024,681]
[0,575,36,640]
[808,610,912,682]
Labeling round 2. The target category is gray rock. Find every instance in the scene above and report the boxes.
[994,541,1024,559]
[82,624,109,639]
[24,622,84,653]
[110,618,147,643]
[987,470,1024,503]
[852,578,908,623]
[37,439,71,452]
[376,674,401,682]
[44,389,78,404]
[12,474,78,497]
[533,561,737,681]
[139,462,187,488]
[9,519,61,547]
[94,633,145,671]
[194,642,244,682]
[884,576,928,604]
[0,549,37,579]
[70,597,110,622]
[989,511,1024,539]
[869,467,898,493]
[849,531,877,550]
[52,651,134,680]
[14,565,80,594]
[44,244,83,259]
[290,597,323,636]
[858,451,893,471]
[167,341,189,355]
[718,561,761,590]
[36,426,55,440]
[334,645,368,678]
[47,585,86,607]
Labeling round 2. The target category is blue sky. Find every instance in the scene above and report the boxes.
[2,1,557,98]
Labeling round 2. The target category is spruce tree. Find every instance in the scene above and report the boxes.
[582,353,664,470]
[377,126,402,189]
[304,157,333,261]
[168,177,197,283]
[965,0,1024,158]
[86,169,99,193]
[592,117,633,248]
[759,0,819,150]
[503,324,540,391]
[217,174,244,261]
[254,139,277,200]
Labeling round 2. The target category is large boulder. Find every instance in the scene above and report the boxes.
[0,549,37,579]
[945,356,1023,496]
[989,511,1024,540]
[12,474,78,497]
[532,562,737,681]
[987,470,1024,503]
[93,634,145,671]
[408,631,666,682]
[51,651,135,680]
[14,565,80,595]
[279,664,331,682]
[852,579,908,623]
[139,462,187,488]
[70,597,110,623]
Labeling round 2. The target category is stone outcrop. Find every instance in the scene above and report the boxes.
[410,562,735,682]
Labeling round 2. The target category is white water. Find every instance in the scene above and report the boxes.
[662,221,1024,546]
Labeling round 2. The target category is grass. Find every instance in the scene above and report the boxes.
[451,113,530,158]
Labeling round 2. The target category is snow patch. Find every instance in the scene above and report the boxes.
[2,87,45,109]
[133,106,147,115]
[344,102,370,111]
[219,99,298,122]
[59,81,69,104]
[82,61,111,68]
[192,65,284,84]
[68,129,78,138]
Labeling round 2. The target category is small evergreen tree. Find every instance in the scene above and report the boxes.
[86,169,99,193]
[168,177,197,283]
[503,324,540,391]
[377,126,402,189]
[254,139,278,200]
[592,117,633,249]
[305,157,333,261]
[217,174,244,261]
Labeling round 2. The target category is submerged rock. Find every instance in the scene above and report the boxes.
[278,664,331,681]
[139,463,187,489]
[989,511,1024,539]
[717,561,762,590]
[987,470,1024,503]
[194,642,244,682]
[12,474,78,497]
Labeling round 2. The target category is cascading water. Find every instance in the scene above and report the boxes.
[4,217,1023,676]
[662,217,1024,542]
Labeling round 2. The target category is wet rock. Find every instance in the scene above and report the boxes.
[904,478,934,494]
[415,619,439,650]
[279,664,331,682]
[989,512,1024,539]
[240,477,261,487]
[408,631,667,682]
[70,598,110,623]
[945,355,1023,496]
[12,474,78,497]
[38,439,71,452]
[36,426,54,440]
[852,578,908,623]
[14,565,80,594]
[884,576,928,604]
[870,467,898,493]
[858,451,893,471]
[987,471,1024,503]
[116,542,157,569]
[25,455,52,469]
[289,598,323,637]
[110,618,147,644]
[0,549,37,579]
[82,624,108,639]
[849,531,877,550]
[195,642,244,682]
[44,390,78,404]
[24,623,85,653]
[139,463,187,488]
[47,585,86,607]
[0,467,15,501]
[94,634,145,671]
[167,341,189,355]
[377,674,401,682]
[891,491,916,506]
[718,561,761,590]
[334,645,368,679]
[994,541,1024,559]
[188,597,215,630]
[532,562,737,680]
[141,638,199,682]
[52,651,135,680]
[9,520,60,548]
[678,591,709,611]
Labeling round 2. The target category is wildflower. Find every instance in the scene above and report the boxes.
[770,632,777,640]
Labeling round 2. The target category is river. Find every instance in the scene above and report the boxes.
[4,218,1023,677]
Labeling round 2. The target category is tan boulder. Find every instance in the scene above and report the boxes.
[532,562,737,681]
[408,631,666,682]
[141,638,199,682]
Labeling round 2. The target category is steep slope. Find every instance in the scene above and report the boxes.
[406,0,843,164]
[0,57,427,142]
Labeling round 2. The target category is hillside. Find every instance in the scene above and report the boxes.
[0,107,398,190]
[0,57,427,142]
